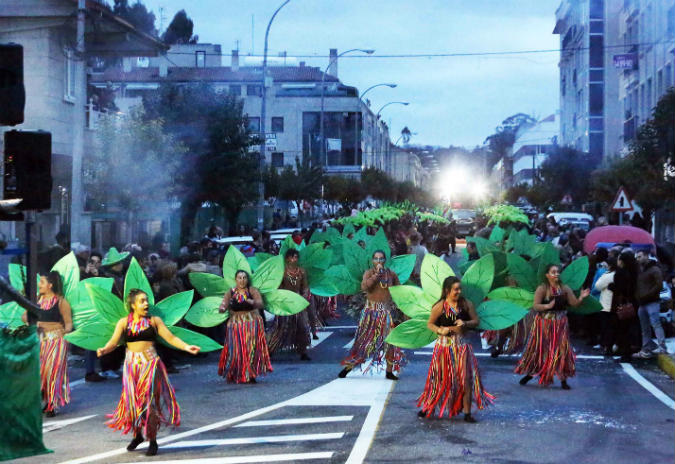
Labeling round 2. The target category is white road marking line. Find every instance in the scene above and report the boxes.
[43,415,97,432]
[413,351,606,359]
[163,432,344,449]
[235,415,353,427]
[344,339,354,349]
[620,362,675,410]
[308,331,332,349]
[117,451,334,464]
[324,325,358,329]
[343,380,392,464]
[347,368,386,379]
[70,378,85,388]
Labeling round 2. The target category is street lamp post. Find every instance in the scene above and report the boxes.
[319,48,374,167]
[257,0,291,231]
[374,101,409,173]
[355,83,396,169]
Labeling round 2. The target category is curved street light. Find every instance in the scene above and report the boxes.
[373,101,409,173]
[257,0,292,229]
[319,48,374,167]
[355,83,396,168]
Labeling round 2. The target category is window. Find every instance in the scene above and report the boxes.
[195,51,206,68]
[589,21,603,33]
[589,83,603,116]
[589,117,604,131]
[589,70,603,82]
[248,116,260,133]
[229,85,241,96]
[665,64,673,89]
[271,117,284,133]
[247,85,262,96]
[668,7,675,36]
[589,0,604,19]
[589,133,603,158]
[589,35,604,68]
[271,152,284,167]
[64,49,76,102]
[647,78,652,112]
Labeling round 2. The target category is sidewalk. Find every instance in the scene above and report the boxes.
[657,338,675,379]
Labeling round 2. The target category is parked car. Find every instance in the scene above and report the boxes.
[547,212,593,230]
[451,209,477,237]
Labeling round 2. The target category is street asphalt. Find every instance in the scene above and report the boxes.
[13,250,675,464]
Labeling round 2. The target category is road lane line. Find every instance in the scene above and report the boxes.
[323,325,357,329]
[345,379,392,464]
[413,351,606,359]
[234,415,353,427]
[117,451,334,464]
[620,362,675,410]
[308,331,332,349]
[344,339,354,349]
[163,432,344,448]
[70,378,86,388]
[43,415,97,432]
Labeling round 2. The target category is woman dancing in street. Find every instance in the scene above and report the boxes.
[515,264,589,389]
[97,289,200,456]
[23,271,73,417]
[418,276,494,421]
[338,250,404,380]
[218,270,272,383]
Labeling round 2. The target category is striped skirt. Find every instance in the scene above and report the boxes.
[341,300,404,374]
[418,334,494,418]
[107,347,179,439]
[266,311,311,355]
[218,311,273,383]
[39,330,70,413]
[515,311,576,385]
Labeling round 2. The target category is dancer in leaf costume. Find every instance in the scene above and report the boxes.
[217,270,272,383]
[97,289,201,457]
[515,264,589,389]
[266,249,312,360]
[418,276,494,421]
[339,250,404,380]
[23,271,73,417]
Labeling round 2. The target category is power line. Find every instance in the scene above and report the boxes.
[155,40,674,60]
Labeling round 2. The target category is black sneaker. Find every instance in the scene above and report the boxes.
[519,375,533,385]
[146,440,158,456]
[386,372,399,381]
[464,413,477,423]
[338,367,352,378]
[300,353,311,361]
[45,410,56,418]
[127,434,144,451]
[417,410,427,418]
[85,372,106,383]
[312,334,319,340]
[561,380,571,390]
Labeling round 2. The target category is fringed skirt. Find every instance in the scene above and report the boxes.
[515,311,576,385]
[218,312,272,383]
[341,300,404,373]
[418,334,495,418]
[266,310,311,354]
[315,295,339,322]
[482,311,535,354]
[107,347,179,438]
[39,330,70,412]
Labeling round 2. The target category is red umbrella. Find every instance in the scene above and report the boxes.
[584,225,655,254]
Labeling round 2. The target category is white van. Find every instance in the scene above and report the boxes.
[547,212,594,230]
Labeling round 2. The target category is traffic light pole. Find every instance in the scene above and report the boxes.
[24,210,37,305]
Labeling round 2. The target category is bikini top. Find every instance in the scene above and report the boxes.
[543,287,568,312]
[37,296,62,323]
[125,314,157,343]
[229,288,254,312]
[435,300,470,327]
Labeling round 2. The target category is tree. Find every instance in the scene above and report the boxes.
[538,146,598,208]
[143,83,259,239]
[592,88,675,221]
[277,156,323,217]
[324,176,365,211]
[85,107,186,238]
[112,0,157,36]
[162,10,198,45]
[484,113,537,185]
[361,167,396,201]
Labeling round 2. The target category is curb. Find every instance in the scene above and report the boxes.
[657,353,675,379]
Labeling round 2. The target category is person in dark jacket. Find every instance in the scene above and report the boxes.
[633,251,667,358]
[610,250,640,362]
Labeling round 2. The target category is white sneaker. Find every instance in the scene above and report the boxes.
[101,370,120,379]
[652,347,667,355]
[592,344,602,350]
[632,350,653,359]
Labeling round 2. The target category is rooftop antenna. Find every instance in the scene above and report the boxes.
[158,6,166,34]
[235,39,240,51]
[251,14,255,55]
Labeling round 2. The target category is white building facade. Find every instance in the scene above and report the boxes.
[512,114,560,185]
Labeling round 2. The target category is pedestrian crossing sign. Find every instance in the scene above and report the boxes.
[611,186,633,212]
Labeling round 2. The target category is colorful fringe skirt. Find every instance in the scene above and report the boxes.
[515,311,576,385]
[315,295,339,322]
[341,300,404,373]
[107,347,180,438]
[266,310,311,354]
[218,311,272,383]
[482,311,534,354]
[418,334,495,418]
[39,329,70,413]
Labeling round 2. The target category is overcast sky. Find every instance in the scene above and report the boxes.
[140,0,561,148]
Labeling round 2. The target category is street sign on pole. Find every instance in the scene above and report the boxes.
[611,186,633,212]
[265,133,277,152]
[561,194,573,205]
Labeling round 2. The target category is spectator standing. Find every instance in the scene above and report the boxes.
[634,251,667,358]
[612,251,640,362]
[593,256,616,356]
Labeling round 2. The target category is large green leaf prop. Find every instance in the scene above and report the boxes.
[248,252,273,272]
[343,239,371,281]
[389,285,437,319]
[222,246,252,288]
[325,265,361,296]
[124,257,155,306]
[188,272,227,297]
[506,229,537,257]
[279,235,306,258]
[560,256,589,291]
[152,290,194,326]
[476,300,530,330]
[389,254,416,285]
[567,294,603,315]
[70,277,114,328]
[489,225,506,244]
[461,254,494,308]
[535,242,561,281]
[64,322,115,351]
[184,296,227,327]
[353,226,369,242]
[365,227,391,261]
[251,256,284,293]
[420,253,455,300]
[264,289,309,316]
[0,302,25,329]
[506,253,538,292]
[342,223,356,238]
[165,326,224,352]
[52,252,79,304]
[8,263,28,294]
[385,317,437,349]
[310,227,341,245]
[299,243,332,271]
[466,236,499,257]
[487,287,534,309]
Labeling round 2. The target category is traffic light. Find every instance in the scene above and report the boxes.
[0,43,25,126]
[3,130,52,210]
